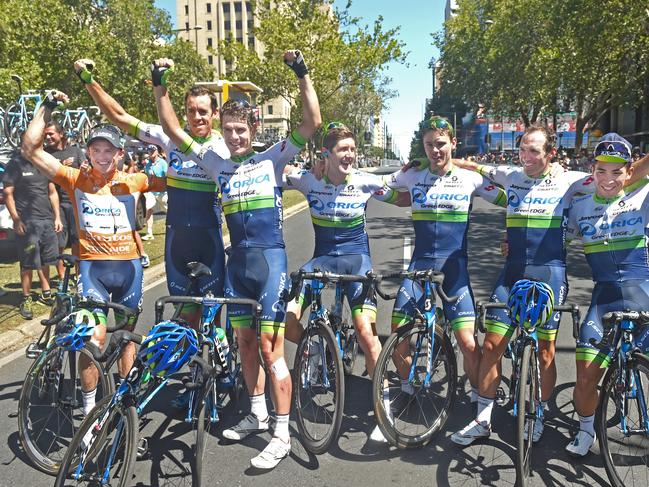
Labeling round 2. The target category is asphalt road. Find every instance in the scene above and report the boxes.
[0,196,612,486]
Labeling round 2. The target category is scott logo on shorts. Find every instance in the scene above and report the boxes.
[81,202,121,217]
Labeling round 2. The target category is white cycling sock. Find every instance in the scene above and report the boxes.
[578,413,595,436]
[476,395,494,425]
[274,414,290,441]
[82,388,97,416]
[250,393,268,421]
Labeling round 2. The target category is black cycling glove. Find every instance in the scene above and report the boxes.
[284,50,309,78]
[151,63,174,87]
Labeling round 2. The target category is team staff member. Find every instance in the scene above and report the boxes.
[151,50,320,470]
[22,91,164,415]
[73,59,228,329]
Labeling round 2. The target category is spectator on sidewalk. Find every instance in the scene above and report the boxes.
[3,148,62,319]
[141,144,168,241]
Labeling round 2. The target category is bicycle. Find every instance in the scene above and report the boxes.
[3,74,43,148]
[287,269,367,454]
[371,269,458,449]
[593,310,649,487]
[53,106,101,146]
[54,264,262,487]
[17,255,137,475]
[476,281,580,487]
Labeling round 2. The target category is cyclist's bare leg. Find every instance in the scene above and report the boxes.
[454,325,481,388]
[538,339,556,401]
[478,331,509,399]
[236,327,266,397]
[353,313,381,376]
[284,300,305,344]
[573,360,606,416]
[260,332,292,415]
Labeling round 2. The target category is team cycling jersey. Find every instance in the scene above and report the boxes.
[185,131,306,249]
[283,169,398,256]
[53,166,163,260]
[130,121,229,228]
[567,179,649,282]
[477,164,593,266]
[386,164,507,259]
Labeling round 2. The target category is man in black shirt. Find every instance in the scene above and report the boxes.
[44,121,85,278]
[3,149,62,319]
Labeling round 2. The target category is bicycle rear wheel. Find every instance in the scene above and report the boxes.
[54,395,138,486]
[372,323,457,448]
[515,341,539,486]
[18,346,112,475]
[293,319,344,454]
[597,352,649,487]
[192,344,216,487]
[3,102,23,148]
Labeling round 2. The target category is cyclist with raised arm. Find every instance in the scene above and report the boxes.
[384,116,507,415]
[151,50,320,469]
[21,91,165,415]
[73,59,228,335]
[565,134,649,456]
[282,122,410,442]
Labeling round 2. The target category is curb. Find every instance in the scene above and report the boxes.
[0,201,309,364]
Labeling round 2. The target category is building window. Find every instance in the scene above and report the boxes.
[236,36,243,43]
[207,20,212,30]
[247,19,254,29]
[185,22,189,30]
[248,36,254,49]
[222,3,230,13]
[234,2,242,13]
[224,20,231,30]
[236,20,242,30]
[208,55,213,65]
[246,2,252,12]
[206,3,211,13]
[184,5,189,15]
[267,105,273,115]
[207,37,213,47]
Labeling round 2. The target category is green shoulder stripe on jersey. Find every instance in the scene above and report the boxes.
[311,214,365,228]
[222,195,275,215]
[128,120,142,138]
[166,175,218,192]
[289,130,307,148]
[476,164,488,177]
[506,214,563,229]
[412,209,469,222]
[583,235,647,254]
[382,188,399,203]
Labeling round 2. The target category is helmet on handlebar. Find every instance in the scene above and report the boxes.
[507,279,554,329]
[139,321,198,377]
[55,309,99,351]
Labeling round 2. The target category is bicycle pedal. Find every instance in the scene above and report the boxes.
[136,437,149,459]
[25,342,44,359]
[495,387,509,406]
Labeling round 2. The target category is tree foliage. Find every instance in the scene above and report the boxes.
[436,0,649,149]
[217,0,406,149]
[0,0,213,122]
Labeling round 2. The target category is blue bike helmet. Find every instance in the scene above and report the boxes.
[55,309,98,351]
[139,321,199,377]
[507,279,555,329]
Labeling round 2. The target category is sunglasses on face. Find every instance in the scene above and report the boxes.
[595,142,631,161]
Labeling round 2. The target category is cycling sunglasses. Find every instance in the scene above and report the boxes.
[594,141,631,163]
[326,121,347,131]
[423,116,454,137]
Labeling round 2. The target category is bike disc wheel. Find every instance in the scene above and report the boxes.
[372,323,457,448]
[293,320,344,454]
[18,346,112,475]
[597,352,649,487]
[515,341,539,485]
[54,395,138,486]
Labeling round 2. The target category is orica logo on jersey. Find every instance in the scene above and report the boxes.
[228,173,270,191]
[308,195,325,211]
[579,222,597,236]
[218,176,230,194]
[412,188,469,204]
[412,188,428,204]
[169,151,195,171]
[81,202,121,217]
[600,216,641,230]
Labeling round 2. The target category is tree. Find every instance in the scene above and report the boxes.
[216,0,406,142]
[0,0,213,122]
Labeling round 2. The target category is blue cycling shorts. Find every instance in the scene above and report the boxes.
[485,262,567,341]
[165,225,225,297]
[299,253,376,321]
[391,257,476,332]
[77,258,143,328]
[577,279,649,367]
[225,247,288,335]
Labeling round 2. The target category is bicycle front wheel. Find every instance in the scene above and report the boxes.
[598,352,649,487]
[192,345,216,487]
[54,395,138,486]
[293,320,344,454]
[372,323,457,448]
[515,341,540,486]
[3,102,23,148]
[18,346,112,475]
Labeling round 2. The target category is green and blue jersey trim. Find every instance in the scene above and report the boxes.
[506,214,563,229]
[412,210,469,222]
[166,175,218,193]
[222,195,276,215]
[583,235,647,254]
[312,214,365,228]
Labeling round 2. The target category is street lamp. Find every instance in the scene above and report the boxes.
[172,25,203,53]
[428,56,437,99]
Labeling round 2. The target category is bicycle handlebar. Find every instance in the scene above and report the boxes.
[588,310,649,350]
[86,330,144,363]
[154,295,262,325]
[373,269,457,304]
[475,301,581,337]
[40,298,137,332]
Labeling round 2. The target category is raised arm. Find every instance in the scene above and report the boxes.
[21,91,67,179]
[284,50,321,141]
[74,59,140,133]
[628,152,649,185]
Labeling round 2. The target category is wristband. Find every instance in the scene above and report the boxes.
[151,64,174,87]
[284,50,309,78]
[43,92,60,110]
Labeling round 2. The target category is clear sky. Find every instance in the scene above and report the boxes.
[154,0,444,159]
